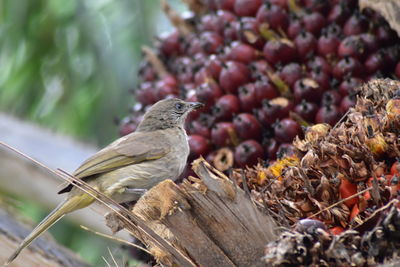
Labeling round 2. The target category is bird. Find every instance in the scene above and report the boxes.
[4,98,203,265]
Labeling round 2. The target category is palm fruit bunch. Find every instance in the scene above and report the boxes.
[120,0,400,171]
[232,79,400,266]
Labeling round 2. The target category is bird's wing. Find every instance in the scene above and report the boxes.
[58,131,169,194]
[74,131,169,178]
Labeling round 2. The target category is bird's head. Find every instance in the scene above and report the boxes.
[137,98,204,131]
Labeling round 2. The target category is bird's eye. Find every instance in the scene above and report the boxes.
[175,103,184,111]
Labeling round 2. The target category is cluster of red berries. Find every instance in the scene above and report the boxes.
[120,0,400,168]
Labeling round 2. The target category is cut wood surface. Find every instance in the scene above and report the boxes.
[107,158,277,266]
[0,208,90,267]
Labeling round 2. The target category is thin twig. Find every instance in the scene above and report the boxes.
[351,199,399,230]
[80,225,151,255]
[108,247,119,267]
[0,141,63,181]
[308,186,373,219]
[55,168,195,266]
[102,256,112,267]
[1,141,195,266]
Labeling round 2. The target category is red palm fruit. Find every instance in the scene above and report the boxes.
[318,31,340,57]
[396,62,400,78]
[155,80,178,100]
[339,178,358,208]
[233,113,262,140]
[294,31,317,60]
[263,39,297,65]
[211,122,237,147]
[350,204,360,221]
[204,54,223,80]
[234,140,264,167]
[213,94,240,121]
[263,137,279,160]
[309,67,330,91]
[279,63,303,88]
[329,226,345,235]
[303,0,330,14]
[185,92,206,122]
[293,78,323,104]
[203,0,217,10]
[200,31,223,54]
[194,68,209,86]
[159,30,182,57]
[307,56,331,74]
[271,0,291,9]
[216,9,236,24]
[274,118,301,143]
[339,76,363,96]
[339,95,356,113]
[138,61,157,82]
[119,118,137,136]
[375,24,398,46]
[315,104,342,126]
[364,51,386,74]
[188,135,211,160]
[328,2,351,25]
[196,81,223,107]
[302,12,326,36]
[343,12,369,36]
[185,35,203,56]
[136,82,157,105]
[250,60,274,77]
[226,41,258,64]
[391,161,400,175]
[338,36,366,60]
[360,33,379,54]
[186,118,212,139]
[237,17,264,49]
[234,0,262,17]
[333,57,363,79]
[219,61,252,94]
[256,2,289,31]
[216,0,235,11]
[321,90,342,106]
[383,46,400,70]
[238,83,259,112]
[254,77,279,101]
[256,97,293,126]
[287,16,303,39]
[223,20,239,42]
[200,13,222,33]
[294,100,318,122]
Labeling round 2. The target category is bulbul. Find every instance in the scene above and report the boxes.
[5,98,203,265]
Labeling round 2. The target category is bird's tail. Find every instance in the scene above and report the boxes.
[4,193,95,266]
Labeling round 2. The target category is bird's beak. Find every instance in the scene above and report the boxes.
[188,102,204,110]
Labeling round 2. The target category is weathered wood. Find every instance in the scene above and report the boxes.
[109,158,277,266]
[0,208,90,267]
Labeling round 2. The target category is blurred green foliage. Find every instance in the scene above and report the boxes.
[0,0,186,265]
[0,0,184,146]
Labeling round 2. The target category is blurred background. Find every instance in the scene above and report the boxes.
[0,0,186,265]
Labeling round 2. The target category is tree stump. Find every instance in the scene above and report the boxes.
[106,158,277,266]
